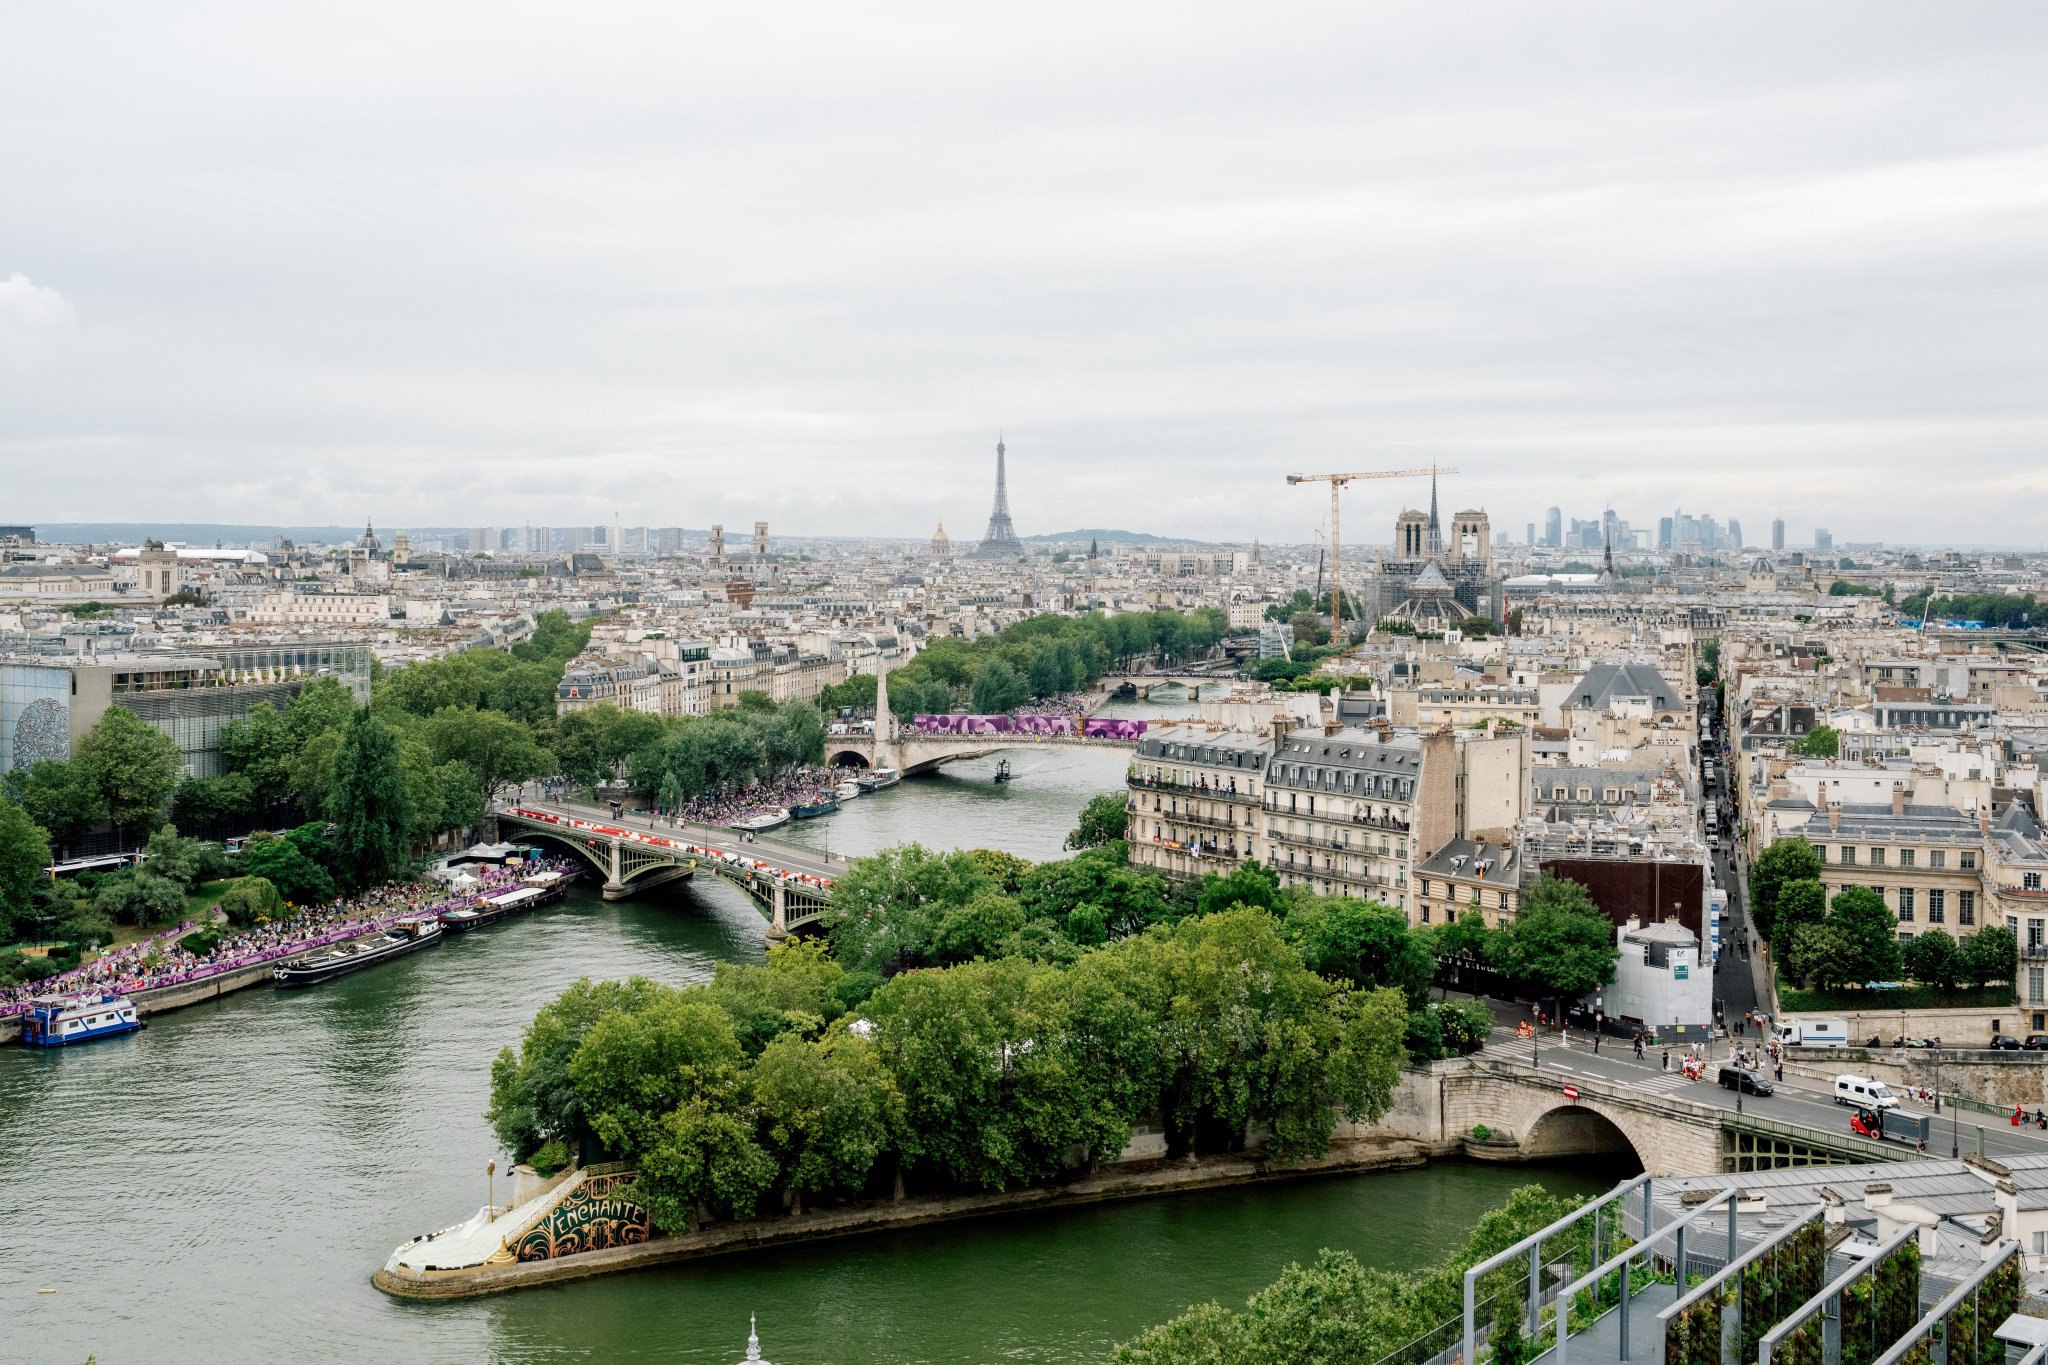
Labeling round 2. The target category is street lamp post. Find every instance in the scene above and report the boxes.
[487,1160,497,1221]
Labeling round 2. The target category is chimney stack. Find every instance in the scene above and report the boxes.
[1829,802,1842,832]
[1892,784,1906,816]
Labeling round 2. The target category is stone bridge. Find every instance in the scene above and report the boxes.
[1373,1057,1906,1176]
[824,729,1138,775]
[495,804,835,937]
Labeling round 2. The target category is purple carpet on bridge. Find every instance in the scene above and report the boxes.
[910,715,1146,739]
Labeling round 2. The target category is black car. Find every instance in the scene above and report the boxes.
[2023,1035,2048,1051]
[1718,1065,1774,1096]
[1989,1035,2023,1051]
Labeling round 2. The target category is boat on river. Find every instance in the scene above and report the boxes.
[993,759,1012,784]
[855,767,901,792]
[20,993,144,1048]
[440,866,581,932]
[273,919,442,988]
[835,778,863,801]
[789,792,839,819]
[730,809,791,834]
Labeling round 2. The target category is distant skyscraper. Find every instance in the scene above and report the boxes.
[975,436,1024,558]
[1727,519,1742,549]
[1544,506,1562,548]
[1814,528,1833,552]
[1771,518,1786,552]
[1657,516,1675,551]
[1526,522,1536,547]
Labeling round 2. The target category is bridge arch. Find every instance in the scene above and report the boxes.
[1520,1103,1646,1172]
[516,827,613,880]
[828,749,871,770]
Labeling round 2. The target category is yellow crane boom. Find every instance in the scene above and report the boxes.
[1285,465,1459,638]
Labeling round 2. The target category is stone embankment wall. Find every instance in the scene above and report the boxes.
[1782,1047,2048,1107]
[1778,1006,2033,1048]
[373,1135,1430,1300]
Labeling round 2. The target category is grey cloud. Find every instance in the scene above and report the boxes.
[2,2,2045,544]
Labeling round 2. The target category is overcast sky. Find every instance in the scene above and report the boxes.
[4,4,2046,547]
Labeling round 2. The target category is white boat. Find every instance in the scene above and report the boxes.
[730,809,791,833]
[856,767,901,792]
[836,778,863,801]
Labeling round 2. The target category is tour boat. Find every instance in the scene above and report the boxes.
[273,919,443,988]
[992,759,1012,784]
[440,885,547,933]
[789,792,839,819]
[521,867,580,903]
[835,778,863,802]
[730,809,791,834]
[855,767,901,793]
[19,993,144,1048]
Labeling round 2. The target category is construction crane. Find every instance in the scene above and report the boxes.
[1285,465,1459,637]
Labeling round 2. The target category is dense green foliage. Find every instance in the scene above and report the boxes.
[1782,884,1905,991]
[1065,791,1130,850]
[1897,590,2035,628]
[866,608,1230,723]
[555,694,825,803]
[1750,837,1824,945]
[490,915,1410,1226]
[0,797,52,934]
[1112,1184,1588,1365]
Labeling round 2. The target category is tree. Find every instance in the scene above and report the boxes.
[1791,920,1860,992]
[751,1031,904,1213]
[1749,837,1824,945]
[970,657,1027,714]
[636,1098,778,1230]
[1788,725,1841,759]
[141,823,208,889]
[7,759,107,857]
[1196,860,1284,917]
[1827,885,1903,984]
[76,707,185,841]
[218,876,284,928]
[93,871,187,927]
[822,843,992,976]
[326,707,415,889]
[0,797,52,932]
[1282,895,1433,1006]
[1016,843,1172,943]
[930,888,1028,964]
[488,976,678,1159]
[1493,876,1617,999]
[1774,878,1828,953]
[1064,792,1129,850]
[423,706,553,804]
[1962,925,2017,989]
[568,991,745,1157]
[171,772,256,832]
[237,831,337,905]
[1433,909,1495,965]
[1902,929,1962,991]
[217,702,296,807]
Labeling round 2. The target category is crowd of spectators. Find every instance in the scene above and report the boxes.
[1,863,558,1013]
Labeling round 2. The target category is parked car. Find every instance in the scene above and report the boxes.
[1834,1074,1899,1109]
[1718,1065,1773,1096]
[1988,1035,2023,1051]
[2025,1035,2048,1051]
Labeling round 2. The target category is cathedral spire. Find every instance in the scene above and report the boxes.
[1424,465,1443,556]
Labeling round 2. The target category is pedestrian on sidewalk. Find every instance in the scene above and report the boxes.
[1662,1047,1670,1071]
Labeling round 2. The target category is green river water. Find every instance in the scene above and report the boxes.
[0,728,1627,1365]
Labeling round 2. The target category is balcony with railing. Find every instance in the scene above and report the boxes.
[1127,775,1258,804]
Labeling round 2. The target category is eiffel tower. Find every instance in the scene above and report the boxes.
[975,436,1024,558]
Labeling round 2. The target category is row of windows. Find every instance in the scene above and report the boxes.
[1863,884,1978,926]
[1826,845,1975,870]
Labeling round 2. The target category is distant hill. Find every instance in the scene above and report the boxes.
[1024,528,1212,545]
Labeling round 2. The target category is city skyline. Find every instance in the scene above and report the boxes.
[5,6,2046,543]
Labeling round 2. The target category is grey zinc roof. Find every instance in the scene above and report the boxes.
[1568,662,1682,712]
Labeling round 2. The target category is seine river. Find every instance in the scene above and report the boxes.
[0,709,1625,1365]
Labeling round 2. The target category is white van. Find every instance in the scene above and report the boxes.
[1775,1019,1849,1048]
[1835,1075,1899,1109]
